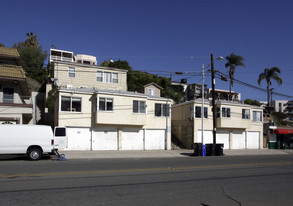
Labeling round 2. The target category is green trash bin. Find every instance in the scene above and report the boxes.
[269,142,276,149]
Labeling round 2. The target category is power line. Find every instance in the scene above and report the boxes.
[215,71,293,99]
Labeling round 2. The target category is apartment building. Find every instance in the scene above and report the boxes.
[49,49,172,150]
[0,47,33,124]
[172,99,263,149]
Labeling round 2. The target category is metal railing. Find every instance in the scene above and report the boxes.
[50,55,74,62]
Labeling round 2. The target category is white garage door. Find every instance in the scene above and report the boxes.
[66,128,91,150]
[232,131,246,149]
[197,130,213,144]
[92,127,118,150]
[145,130,165,150]
[217,130,230,149]
[121,128,144,150]
[247,132,260,149]
[198,130,229,148]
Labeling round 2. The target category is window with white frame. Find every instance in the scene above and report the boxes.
[96,71,118,83]
[112,73,118,83]
[195,106,208,118]
[3,87,14,103]
[242,109,250,119]
[253,111,262,122]
[155,103,170,117]
[97,71,103,82]
[61,96,81,112]
[104,72,111,83]
[133,100,146,113]
[148,88,155,96]
[99,97,113,111]
[68,67,75,78]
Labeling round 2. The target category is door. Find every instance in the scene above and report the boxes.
[145,130,165,150]
[247,131,260,149]
[66,128,91,150]
[92,127,118,150]
[121,128,144,150]
[54,127,68,149]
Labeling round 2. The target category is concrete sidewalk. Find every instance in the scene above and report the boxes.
[60,148,293,159]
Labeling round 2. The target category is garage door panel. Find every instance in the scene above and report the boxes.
[66,128,91,150]
[93,127,118,151]
[197,130,229,149]
[232,131,245,149]
[145,130,165,150]
[247,132,260,149]
[216,131,230,149]
[197,130,213,144]
[122,128,143,150]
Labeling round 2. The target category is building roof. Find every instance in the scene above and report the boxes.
[58,87,173,102]
[144,82,163,90]
[0,64,26,79]
[0,47,20,58]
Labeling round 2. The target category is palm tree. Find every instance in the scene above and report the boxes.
[225,53,246,101]
[258,67,282,110]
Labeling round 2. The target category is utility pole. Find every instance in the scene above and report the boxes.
[211,54,217,156]
[201,64,204,144]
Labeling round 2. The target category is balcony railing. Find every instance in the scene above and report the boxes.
[50,55,74,63]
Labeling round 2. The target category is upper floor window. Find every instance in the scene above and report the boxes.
[3,87,14,103]
[97,71,103,82]
[99,97,113,111]
[148,88,155,96]
[222,107,230,118]
[155,103,170,117]
[68,67,75,78]
[217,107,230,118]
[242,109,250,119]
[133,100,146,113]
[195,106,208,118]
[61,96,81,112]
[97,71,118,83]
[113,73,118,83]
[253,111,262,122]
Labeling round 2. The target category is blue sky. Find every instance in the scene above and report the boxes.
[1,0,293,102]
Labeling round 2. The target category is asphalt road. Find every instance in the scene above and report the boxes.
[0,155,293,206]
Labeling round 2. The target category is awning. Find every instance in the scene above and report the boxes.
[274,129,293,134]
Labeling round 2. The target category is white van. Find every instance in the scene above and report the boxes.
[0,125,67,160]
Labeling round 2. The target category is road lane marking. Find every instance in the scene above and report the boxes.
[0,161,292,179]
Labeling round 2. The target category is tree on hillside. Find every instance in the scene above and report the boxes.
[13,32,48,84]
[258,67,282,110]
[0,43,5,47]
[225,53,246,101]
[101,60,184,103]
[244,99,261,107]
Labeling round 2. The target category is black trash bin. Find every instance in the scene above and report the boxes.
[205,143,224,156]
[193,143,203,156]
[215,144,224,156]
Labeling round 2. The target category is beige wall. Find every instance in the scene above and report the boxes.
[56,91,172,131]
[95,93,147,126]
[53,62,127,91]
[57,92,93,127]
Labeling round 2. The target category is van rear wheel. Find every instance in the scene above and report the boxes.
[27,148,42,160]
